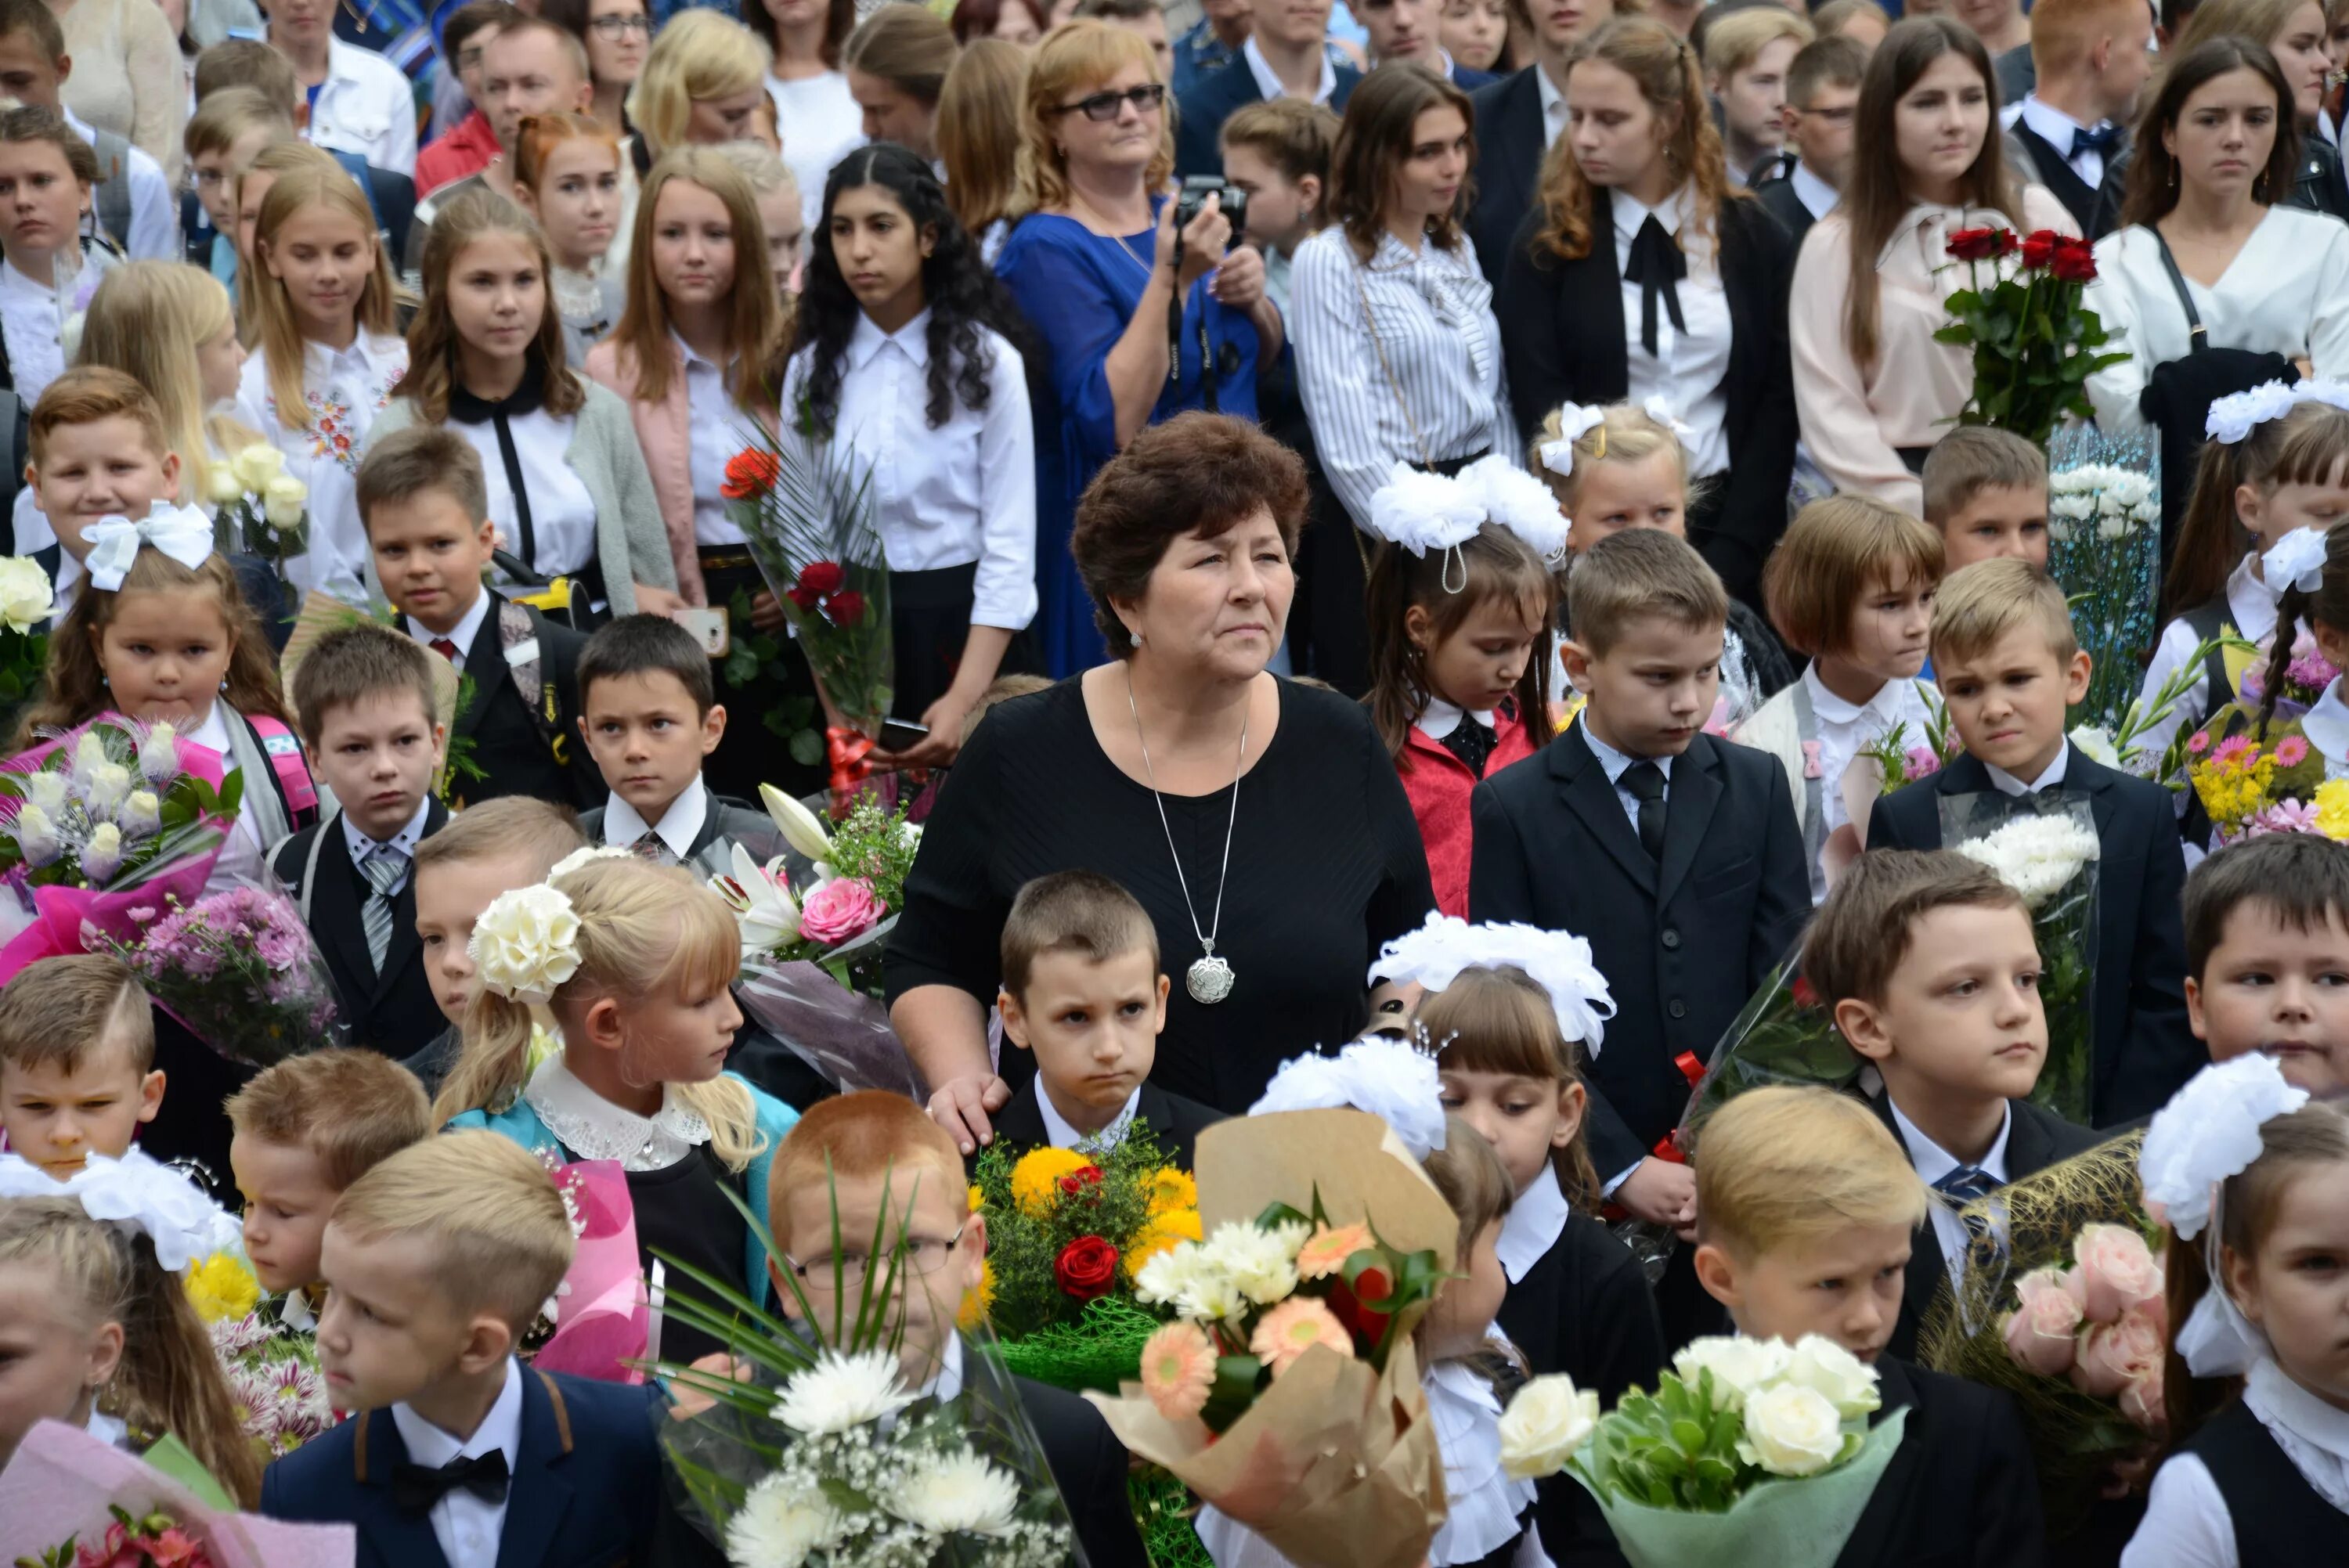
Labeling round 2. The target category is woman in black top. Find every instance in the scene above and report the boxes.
[886,413,1436,1152]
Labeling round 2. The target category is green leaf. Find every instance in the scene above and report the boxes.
[788,727,824,766]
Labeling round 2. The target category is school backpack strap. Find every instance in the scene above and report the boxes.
[244,712,322,825]
[496,599,572,766]
[270,820,334,925]
[92,129,132,256]
[325,150,388,237]
[0,386,20,524]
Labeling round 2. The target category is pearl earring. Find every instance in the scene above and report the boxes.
[1131,629,1143,647]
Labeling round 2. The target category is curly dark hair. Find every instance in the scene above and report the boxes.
[791,142,1027,438]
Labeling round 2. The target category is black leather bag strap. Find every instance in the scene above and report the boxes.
[2152,227,2207,351]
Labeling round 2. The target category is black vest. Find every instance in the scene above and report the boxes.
[2185,1400,2349,1563]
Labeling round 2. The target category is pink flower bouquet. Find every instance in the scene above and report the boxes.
[532,1159,651,1386]
[92,883,340,1069]
[1999,1224,2168,1437]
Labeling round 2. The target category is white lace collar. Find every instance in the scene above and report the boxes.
[1425,1354,1538,1564]
[521,1054,710,1171]
[1496,1172,1570,1284]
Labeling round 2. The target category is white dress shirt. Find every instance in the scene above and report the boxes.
[1291,225,1514,529]
[305,38,420,178]
[1426,1357,1547,1567]
[521,1052,712,1172]
[406,586,494,672]
[2123,1358,2349,1568]
[781,314,1037,632]
[63,107,176,261]
[2140,553,2282,761]
[339,795,431,892]
[1535,63,1566,152]
[767,72,865,232]
[450,406,599,579]
[2004,94,2113,191]
[1243,35,1338,104]
[1986,737,2073,796]
[1579,708,1675,834]
[2303,678,2349,781]
[1887,1095,2012,1294]
[1036,1082,1142,1152]
[1494,1170,1570,1283]
[1804,666,1930,837]
[1790,161,1839,222]
[389,1357,524,1568]
[0,258,78,409]
[601,775,711,862]
[233,330,408,605]
[678,337,747,547]
[1613,183,1731,478]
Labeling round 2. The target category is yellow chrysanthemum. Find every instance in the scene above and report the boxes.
[968,1184,985,1216]
[1146,1167,1197,1217]
[184,1251,261,1325]
[1152,1208,1203,1243]
[956,1259,997,1332]
[1009,1147,1093,1217]
[2316,780,2349,842]
[1124,1210,1203,1280]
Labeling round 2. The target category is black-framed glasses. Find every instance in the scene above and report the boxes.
[783,1223,969,1284]
[1054,83,1166,121]
[589,13,652,35]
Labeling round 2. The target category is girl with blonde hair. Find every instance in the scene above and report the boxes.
[438,856,801,1361]
[626,9,773,161]
[937,36,1028,261]
[78,261,264,510]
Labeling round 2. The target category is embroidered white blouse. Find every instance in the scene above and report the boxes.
[2123,1358,2349,1567]
[233,330,409,604]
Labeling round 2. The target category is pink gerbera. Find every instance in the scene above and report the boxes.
[1249,1296,1355,1378]
[1294,1221,1373,1281]
[2214,734,2253,765]
[1140,1321,1218,1420]
[2277,735,2311,767]
[2186,730,2213,755]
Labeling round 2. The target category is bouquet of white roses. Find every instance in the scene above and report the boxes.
[207,446,309,604]
[1497,1334,1907,1568]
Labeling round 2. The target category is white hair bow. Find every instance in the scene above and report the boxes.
[0,1148,241,1271]
[81,503,216,593]
[1371,910,1617,1057]
[2205,378,2349,445]
[1364,457,1573,589]
[2262,526,2333,594]
[1249,1035,1448,1160]
[1536,403,1608,479]
[1642,395,1696,441]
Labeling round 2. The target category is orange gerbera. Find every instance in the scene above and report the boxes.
[1250,1296,1355,1378]
[1141,1321,1218,1420]
[1294,1221,1373,1281]
[721,448,780,499]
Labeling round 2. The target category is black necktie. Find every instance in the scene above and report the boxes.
[391,1449,511,1516]
[1623,214,1687,358]
[2069,122,2121,160]
[1621,760,1667,860]
[1436,714,1496,777]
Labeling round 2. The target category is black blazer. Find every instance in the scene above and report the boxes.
[1497,189,1799,606]
[1466,66,1548,288]
[577,790,787,866]
[271,798,450,1059]
[2005,121,2126,240]
[1016,1368,1153,1568]
[1174,62,1362,178]
[1831,1357,2048,1568]
[1469,723,1810,1177]
[1869,1090,2105,1364]
[2291,135,2349,225]
[446,590,601,810]
[1755,175,1821,251]
[987,1078,1225,1171]
[1864,750,2199,1127]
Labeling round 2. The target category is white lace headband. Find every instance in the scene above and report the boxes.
[1369,911,1617,1057]
[1249,1035,1448,1161]
[1363,456,1571,593]
[2205,378,2349,445]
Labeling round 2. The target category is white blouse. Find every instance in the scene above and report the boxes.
[0,258,74,410]
[779,312,1037,632]
[2302,677,2349,780]
[449,406,599,579]
[233,330,409,605]
[2085,207,2349,434]
[1291,225,1515,529]
[2123,1359,2349,1568]
[1614,182,1731,478]
[767,71,865,232]
[680,336,747,549]
[2138,552,2282,761]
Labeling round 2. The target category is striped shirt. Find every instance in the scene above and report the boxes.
[1291,225,1514,528]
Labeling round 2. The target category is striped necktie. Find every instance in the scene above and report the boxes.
[360,842,408,974]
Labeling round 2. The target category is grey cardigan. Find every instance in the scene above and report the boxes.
[367,375,676,615]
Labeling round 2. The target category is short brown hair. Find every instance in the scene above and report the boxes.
[355,424,489,535]
[1000,871,1160,1002]
[1788,31,1869,106]
[2029,0,2148,73]
[193,38,298,106]
[0,0,63,62]
[1694,1085,1928,1256]
[1763,495,1943,658]
[0,956,153,1077]
[1802,849,2025,1009]
[222,1050,431,1190]
[443,0,521,62]
[766,1090,969,1253]
[330,1130,575,1328]
[1703,6,1813,77]
[576,612,716,716]
[1219,98,1340,221]
[1564,528,1728,657]
[843,2,956,103]
[1920,426,2048,527]
[1930,556,2078,665]
[289,624,439,745]
[1811,0,1891,39]
[186,86,294,162]
[1070,412,1308,657]
[28,366,171,467]
[2183,831,2349,979]
[412,795,587,881]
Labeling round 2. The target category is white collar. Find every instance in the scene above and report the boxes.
[1535,60,1566,128]
[1424,1357,1539,1563]
[2246,1357,2349,1465]
[391,1357,523,1467]
[301,331,398,379]
[1986,737,2071,796]
[1496,1172,1570,1283]
[1243,34,1337,104]
[408,584,494,659]
[521,1052,711,1170]
[1579,708,1674,785]
[1888,1095,2012,1188]
[86,1408,128,1448]
[280,1287,319,1333]
[1612,182,1693,246]
[324,37,381,85]
[339,795,433,868]
[1790,161,1840,220]
[185,702,235,760]
[2016,93,2098,149]
[602,777,710,862]
[847,308,933,372]
[2307,678,2349,767]
[1413,694,1496,744]
[0,255,68,302]
[670,330,727,373]
[1801,664,1913,730]
[1036,1082,1141,1153]
[2231,549,2286,643]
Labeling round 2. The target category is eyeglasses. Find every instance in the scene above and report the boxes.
[784,1224,969,1285]
[589,13,652,35]
[1797,103,1856,126]
[1053,83,1166,121]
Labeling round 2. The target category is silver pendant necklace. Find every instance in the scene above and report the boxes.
[1128,669,1247,1005]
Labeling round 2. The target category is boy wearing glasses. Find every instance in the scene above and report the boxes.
[1755,33,1866,247]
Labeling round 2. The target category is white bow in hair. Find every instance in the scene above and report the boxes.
[1249,1035,1448,1160]
[2203,378,2349,445]
[1371,910,1617,1057]
[0,1148,241,1271]
[1536,403,1607,479]
[1642,395,1695,441]
[1456,455,1571,563]
[81,502,216,593]
[1366,463,1486,557]
[2262,526,2333,594]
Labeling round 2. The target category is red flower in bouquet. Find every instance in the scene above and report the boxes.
[1055,1235,1120,1300]
[2019,229,2059,269]
[824,589,867,627]
[797,561,846,597]
[2051,236,2098,283]
[1059,1163,1104,1198]
[1936,220,2125,443]
[1945,225,2009,261]
[721,449,779,500]
[1789,974,1820,1010]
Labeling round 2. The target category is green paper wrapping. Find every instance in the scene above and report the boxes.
[1128,1466,1214,1568]
[994,1296,1159,1395]
[138,1433,235,1512]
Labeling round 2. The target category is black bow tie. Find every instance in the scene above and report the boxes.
[1436,712,1497,777]
[1623,213,1687,359]
[391,1449,511,1516]
[2069,122,2121,159]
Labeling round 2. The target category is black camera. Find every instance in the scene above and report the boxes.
[1174,175,1249,238]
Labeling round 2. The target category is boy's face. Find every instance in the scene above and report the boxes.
[0,1042,163,1178]
[416,849,554,1026]
[579,670,724,820]
[1933,623,2091,783]
[192,126,276,236]
[30,419,179,561]
[309,690,444,845]
[1715,36,1800,155]
[0,31,63,111]
[998,948,1168,1125]
[1696,1221,1914,1362]
[1940,483,2050,572]
[2188,899,2349,1099]
[1836,902,2048,1108]
[1362,0,1440,64]
[1564,612,1722,760]
[1785,81,1860,186]
[230,1133,340,1294]
[315,1225,510,1412]
[1221,142,1316,256]
[774,1166,983,1392]
[367,490,493,637]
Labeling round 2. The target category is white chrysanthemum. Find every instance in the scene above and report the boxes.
[548,845,633,879]
[725,1475,846,1568]
[467,883,583,1004]
[1132,1242,1203,1307]
[1200,1221,1300,1306]
[1952,813,2101,909]
[888,1445,1021,1537]
[0,555,54,635]
[771,1349,918,1435]
[1176,1272,1250,1325]
[2048,492,2096,521]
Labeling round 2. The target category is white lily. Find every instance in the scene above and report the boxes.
[711,842,804,957]
[760,782,833,862]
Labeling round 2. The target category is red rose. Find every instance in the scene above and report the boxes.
[1057,1164,1104,1197]
[785,585,821,614]
[1790,974,1820,1009]
[2019,229,2060,269]
[1945,226,2003,261]
[796,561,846,597]
[2051,238,2097,283]
[824,589,867,627]
[1055,1235,1120,1301]
[722,449,781,500]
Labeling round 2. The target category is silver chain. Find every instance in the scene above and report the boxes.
[1126,669,1247,964]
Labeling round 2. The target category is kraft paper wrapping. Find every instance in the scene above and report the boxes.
[280,593,460,729]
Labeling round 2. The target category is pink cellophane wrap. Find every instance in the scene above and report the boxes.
[0,1418,353,1566]
[532,1159,651,1385]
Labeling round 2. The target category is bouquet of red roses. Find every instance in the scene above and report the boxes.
[1936,226,2128,445]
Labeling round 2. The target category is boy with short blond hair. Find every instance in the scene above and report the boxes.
[183,87,294,283]
[1868,559,2199,1126]
[1691,1085,2045,1564]
[258,1130,666,1559]
[1921,427,2051,572]
[0,955,161,1178]
[2181,831,2349,1098]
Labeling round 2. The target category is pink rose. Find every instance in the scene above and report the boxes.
[2120,1362,2168,1439]
[2069,1307,2163,1399]
[799,876,885,946]
[2003,1266,2084,1377]
[2066,1224,2164,1323]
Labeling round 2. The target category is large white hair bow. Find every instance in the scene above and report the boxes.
[1249,1035,1448,1160]
[1641,395,1695,441]
[2205,378,2349,445]
[1370,911,1616,1057]
[0,1148,243,1271]
[1536,403,1608,480]
[81,502,215,593]
[2262,525,2333,594]
[1457,455,1571,562]
[1363,459,1573,591]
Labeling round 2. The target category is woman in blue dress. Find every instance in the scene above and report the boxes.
[997,19,1281,675]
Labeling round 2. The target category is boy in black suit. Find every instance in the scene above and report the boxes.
[2181,831,2349,1100]
[1756,34,1866,251]
[1690,1086,2049,1568]
[260,1131,667,1567]
[992,871,1223,1170]
[358,424,602,812]
[1866,558,2199,1126]
[276,625,450,1058]
[1802,848,2103,1361]
[1470,528,1809,1240]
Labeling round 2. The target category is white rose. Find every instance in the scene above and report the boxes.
[1737,1383,1848,1477]
[466,883,583,1004]
[81,820,124,883]
[0,556,54,634]
[20,770,64,816]
[117,789,160,838]
[204,463,247,507]
[262,474,309,530]
[12,800,60,864]
[136,723,180,787]
[1672,1336,1791,1411]
[232,444,285,492]
[1498,1373,1601,1480]
[1775,1336,1881,1420]
[82,761,131,821]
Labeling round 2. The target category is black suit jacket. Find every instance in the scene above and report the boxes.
[2006,121,2126,240]
[1869,1090,2105,1363]
[988,1079,1225,1171]
[1865,751,2199,1127]
[271,798,449,1059]
[1496,189,1799,605]
[1174,63,1362,178]
[1470,724,1810,1177]
[1466,66,1548,288]
[1831,1357,2048,1568]
[1754,174,1822,253]
[1015,1367,1153,1568]
[447,590,601,809]
[1995,43,2037,106]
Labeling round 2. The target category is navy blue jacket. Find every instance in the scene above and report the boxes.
[1174,63,1362,178]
